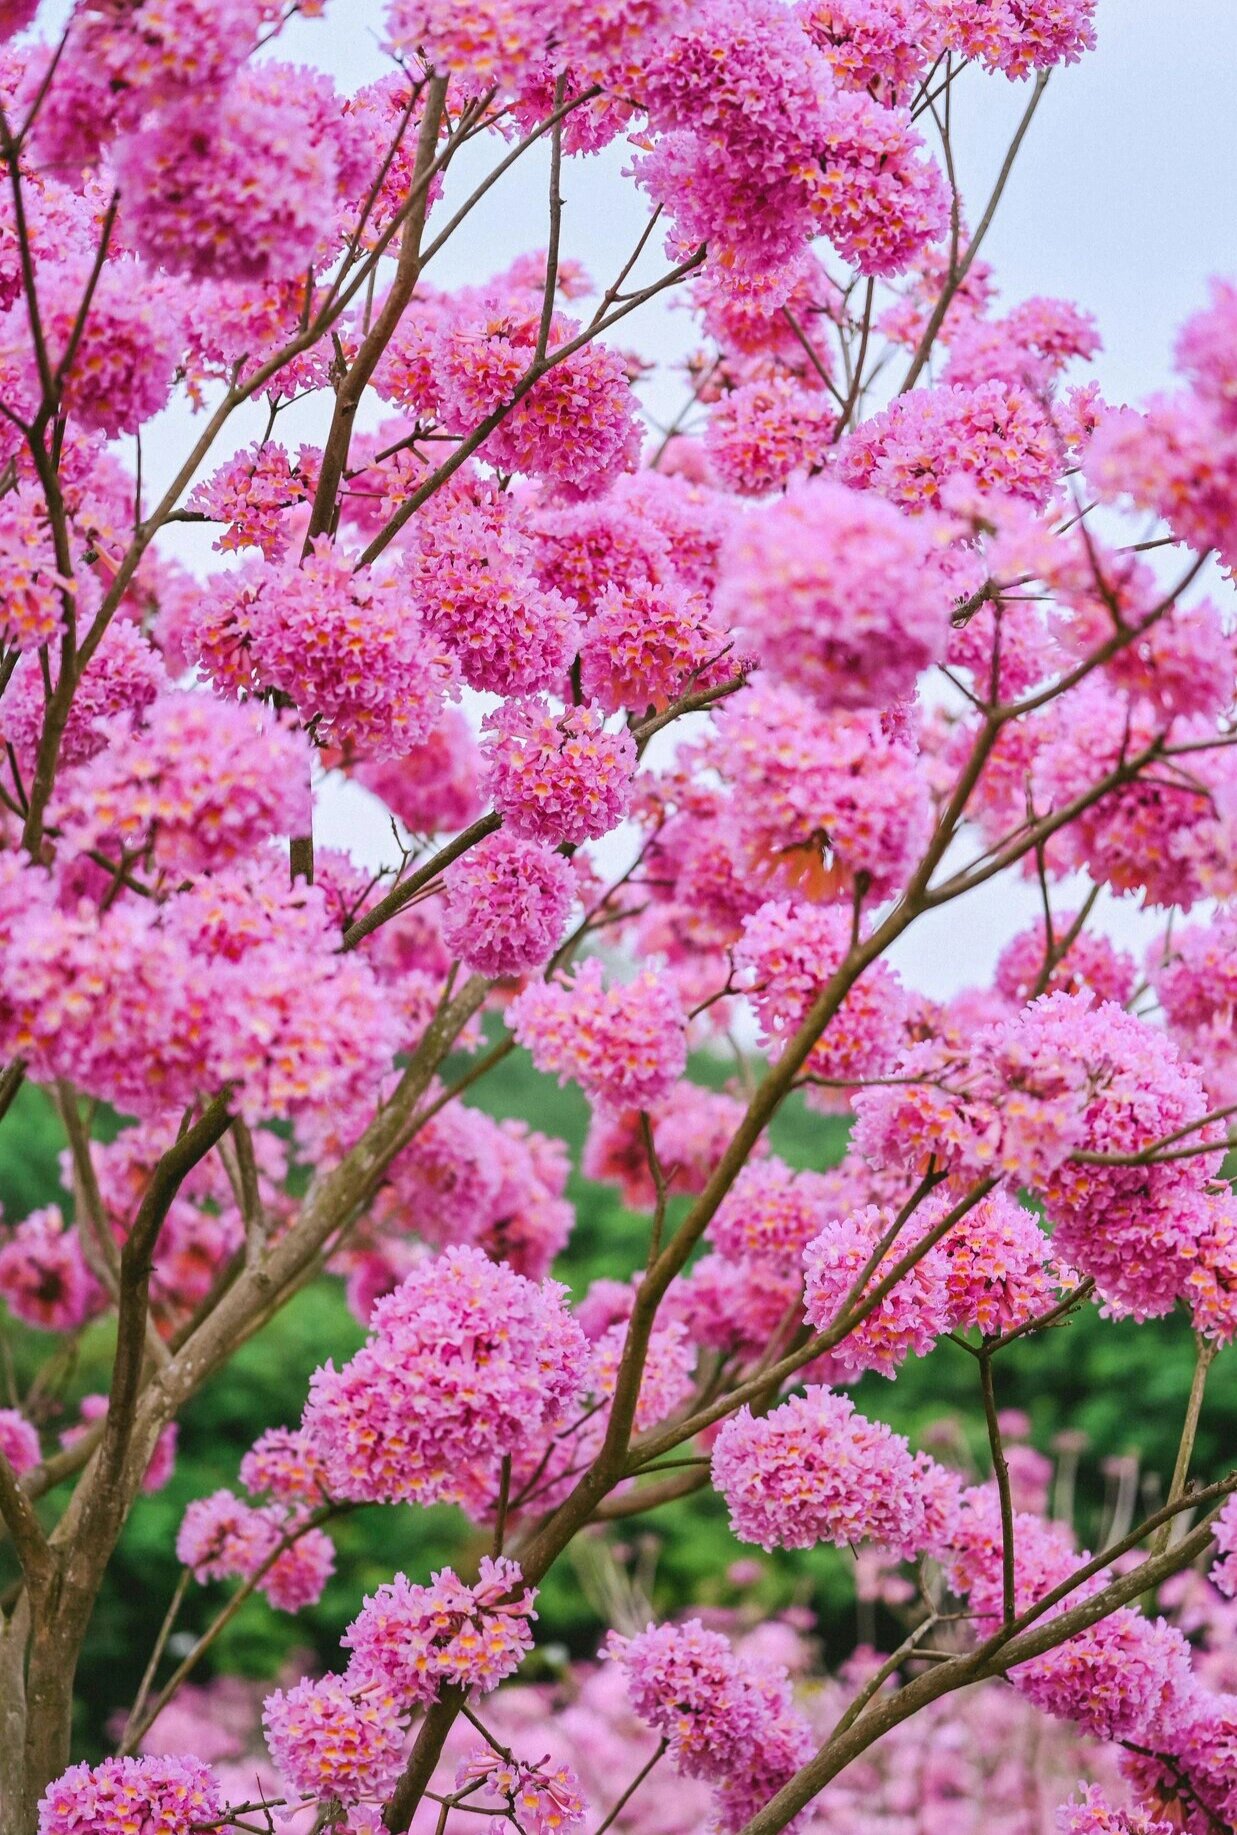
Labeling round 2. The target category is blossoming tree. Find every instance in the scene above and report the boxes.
[0,0,1236,1831]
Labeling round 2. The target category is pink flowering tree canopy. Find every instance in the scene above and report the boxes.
[0,2,1235,1833]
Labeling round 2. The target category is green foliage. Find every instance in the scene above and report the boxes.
[1,1046,1230,1756]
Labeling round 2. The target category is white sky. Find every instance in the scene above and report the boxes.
[127,0,1237,997]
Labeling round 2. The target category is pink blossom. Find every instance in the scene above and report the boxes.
[482,697,636,844]
[0,1406,38,1475]
[705,376,836,495]
[712,1386,928,1554]
[342,1556,536,1703]
[1056,1786,1176,1834]
[37,1756,223,1835]
[717,478,952,709]
[262,1674,406,1804]
[803,1202,953,1378]
[709,680,931,903]
[440,831,575,978]
[190,538,458,758]
[455,1749,587,1835]
[580,576,736,715]
[114,64,348,282]
[734,901,907,1088]
[509,960,687,1111]
[0,1207,103,1334]
[51,693,312,879]
[302,1245,588,1514]
[607,1616,814,1834]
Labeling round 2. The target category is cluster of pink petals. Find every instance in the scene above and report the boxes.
[607,1616,814,1835]
[717,478,952,710]
[50,693,311,880]
[579,576,736,715]
[440,830,575,979]
[508,960,688,1111]
[1,618,167,777]
[456,1749,587,1835]
[709,680,931,904]
[239,1426,331,1510]
[36,1757,223,1835]
[481,697,636,843]
[177,1487,336,1614]
[836,379,1061,509]
[0,482,73,652]
[638,0,946,296]
[1086,281,1237,568]
[262,1673,406,1805]
[1014,1606,1195,1744]
[941,296,1101,391]
[705,376,837,495]
[187,440,320,561]
[734,901,907,1089]
[0,1405,39,1475]
[803,1199,952,1378]
[994,916,1137,1008]
[342,1556,536,1702]
[0,254,184,438]
[191,538,458,758]
[934,0,1097,78]
[0,856,401,1126]
[302,1245,588,1514]
[797,0,936,96]
[1030,683,1237,909]
[0,1205,104,1334]
[423,300,642,498]
[1056,1786,1176,1835]
[712,1386,946,1555]
[1149,912,1237,1105]
[402,479,580,695]
[707,1158,834,1262]
[365,1104,573,1284]
[113,64,350,284]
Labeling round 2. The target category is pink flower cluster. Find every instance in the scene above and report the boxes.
[191,538,458,757]
[302,1245,588,1514]
[177,1486,336,1614]
[607,1616,814,1835]
[456,1749,587,1835]
[734,901,908,1089]
[342,1556,536,1702]
[481,697,636,844]
[262,1672,406,1805]
[579,576,735,716]
[716,478,952,710]
[187,440,320,561]
[705,375,837,495]
[440,830,575,979]
[509,960,688,1111]
[836,379,1061,509]
[711,1386,951,1555]
[0,1405,39,1476]
[50,693,311,880]
[709,680,931,904]
[402,478,581,695]
[0,857,401,1127]
[37,1756,222,1835]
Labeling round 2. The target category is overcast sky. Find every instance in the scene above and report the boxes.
[143,0,1237,997]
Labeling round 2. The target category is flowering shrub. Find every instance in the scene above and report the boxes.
[0,4,1231,1835]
